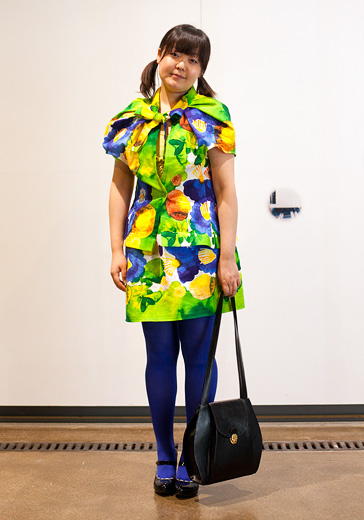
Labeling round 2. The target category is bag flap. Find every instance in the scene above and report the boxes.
[209,398,249,438]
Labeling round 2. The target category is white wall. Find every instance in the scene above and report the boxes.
[0,0,363,406]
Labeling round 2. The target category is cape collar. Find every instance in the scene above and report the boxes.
[150,85,197,113]
[120,85,230,125]
[133,86,197,123]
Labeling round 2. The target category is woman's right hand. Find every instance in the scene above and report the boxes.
[110,250,128,292]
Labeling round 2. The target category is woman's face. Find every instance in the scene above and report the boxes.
[157,46,202,95]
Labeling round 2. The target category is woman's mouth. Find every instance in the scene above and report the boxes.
[171,73,185,79]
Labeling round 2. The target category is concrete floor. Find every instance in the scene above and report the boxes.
[0,422,363,520]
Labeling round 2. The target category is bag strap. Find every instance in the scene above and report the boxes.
[200,293,248,405]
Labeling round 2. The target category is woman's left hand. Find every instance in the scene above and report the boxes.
[217,256,241,298]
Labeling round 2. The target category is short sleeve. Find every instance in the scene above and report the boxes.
[102,107,143,162]
[207,119,236,156]
[185,100,236,156]
[102,115,130,161]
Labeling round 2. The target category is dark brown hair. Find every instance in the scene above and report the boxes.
[140,24,216,99]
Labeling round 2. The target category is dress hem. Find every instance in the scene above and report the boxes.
[125,298,245,323]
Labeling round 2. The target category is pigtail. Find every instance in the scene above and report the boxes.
[197,76,216,98]
[140,59,158,99]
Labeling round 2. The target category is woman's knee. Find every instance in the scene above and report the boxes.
[142,321,180,364]
[178,315,216,366]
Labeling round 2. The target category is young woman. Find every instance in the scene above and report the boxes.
[103,24,245,499]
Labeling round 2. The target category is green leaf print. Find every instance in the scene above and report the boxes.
[140,297,153,313]
[161,217,188,233]
[169,139,183,148]
[169,138,186,166]
[194,145,208,166]
[142,258,163,284]
[166,233,178,246]
[140,291,163,313]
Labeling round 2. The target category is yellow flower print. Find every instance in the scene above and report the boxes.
[204,167,211,179]
[200,201,210,221]
[161,276,170,291]
[198,249,217,265]
[174,285,186,298]
[216,123,235,153]
[192,164,210,182]
[124,233,141,249]
[192,119,207,133]
[113,128,127,142]
[185,130,197,149]
[189,274,216,300]
[126,284,132,305]
[192,164,204,183]
[104,119,116,137]
[162,252,181,276]
[131,204,156,238]
[124,145,139,172]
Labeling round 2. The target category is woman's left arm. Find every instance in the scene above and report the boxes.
[208,147,241,298]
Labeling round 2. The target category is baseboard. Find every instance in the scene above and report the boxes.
[0,405,363,423]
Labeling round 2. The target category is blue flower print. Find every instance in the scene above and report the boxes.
[134,179,152,206]
[197,247,218,275]
[103,117,143,159]
[162,246,218,282]
[184,178,219,235]
[183,178,214,203]
[163,247,200,283]
[190,200,219,235]
[127,249,147,282]
[123,180,152,240]
[183,108,219,147]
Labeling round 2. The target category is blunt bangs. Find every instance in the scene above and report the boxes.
[159,25,211,73]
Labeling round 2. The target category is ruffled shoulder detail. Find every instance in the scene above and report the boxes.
[180,94,236,155]
[102,89,236,161]
[102,98,150,161]
[189,93,232,123]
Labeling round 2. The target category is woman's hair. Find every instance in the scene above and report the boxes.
[140,24,216,99]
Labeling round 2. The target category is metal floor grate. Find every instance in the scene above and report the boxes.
[1,441,364,452]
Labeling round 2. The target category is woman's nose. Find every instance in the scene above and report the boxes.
[176,57,186,69]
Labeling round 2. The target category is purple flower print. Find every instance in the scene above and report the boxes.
[164,247,200,283]
[103,117,143,159]
[183,178,214,203]
[127,249,147,282]
[183,108,219,147]
[123,180,152,240]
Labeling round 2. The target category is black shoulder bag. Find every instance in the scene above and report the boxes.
[183,293,263,485]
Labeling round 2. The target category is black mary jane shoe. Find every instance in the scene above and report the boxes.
[154,460,177,496]
[175,461,199,499]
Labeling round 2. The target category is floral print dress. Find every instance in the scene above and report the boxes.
[103,86,245,322]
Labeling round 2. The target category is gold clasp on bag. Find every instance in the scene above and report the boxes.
[230,433,238,444]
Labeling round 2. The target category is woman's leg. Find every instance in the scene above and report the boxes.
[142,321,180,478]
[177,314,218,480]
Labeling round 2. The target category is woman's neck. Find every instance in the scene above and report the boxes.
[159,84,188,113]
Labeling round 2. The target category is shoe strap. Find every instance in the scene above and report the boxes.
[156,460,177,466]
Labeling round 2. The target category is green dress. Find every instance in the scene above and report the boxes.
[103,86,245,322]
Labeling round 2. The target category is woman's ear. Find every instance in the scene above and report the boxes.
[156,47,162,64]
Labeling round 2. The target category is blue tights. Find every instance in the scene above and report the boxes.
[142,314,217,480]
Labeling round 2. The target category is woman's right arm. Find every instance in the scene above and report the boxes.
[109,158,135,292]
